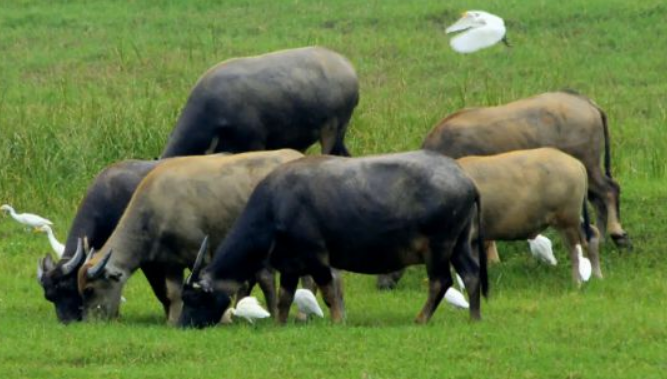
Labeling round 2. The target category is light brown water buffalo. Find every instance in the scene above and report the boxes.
[422,90,629,248]
[161,46,359,158]
[76,150,303,324]
[378,148,601,289]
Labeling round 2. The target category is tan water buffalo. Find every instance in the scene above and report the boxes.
[378,148,601,289]
[77,150,303,324]
[422,90,629,248]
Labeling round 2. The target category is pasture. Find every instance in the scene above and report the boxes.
[1,0,666,377]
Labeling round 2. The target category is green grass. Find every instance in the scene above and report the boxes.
[1,0,666,378]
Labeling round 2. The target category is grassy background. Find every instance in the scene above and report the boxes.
[1,0,666,378]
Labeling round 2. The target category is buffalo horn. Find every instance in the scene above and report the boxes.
[61,238,86,276]
[188,236,209,284]
[86,249,112,280]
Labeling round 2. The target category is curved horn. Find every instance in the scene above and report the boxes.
[61,238,86,275]
[37,254,54,282]
[188,236,209,284]
[86,249,112,280]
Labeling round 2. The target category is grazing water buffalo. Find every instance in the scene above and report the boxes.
[179,150,487,329]
[422,90,629,247]
[77,150,303,324]
[160,46,359,158]
[37,160,159,323]
[378,148,601,289]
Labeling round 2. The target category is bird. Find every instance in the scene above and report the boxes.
[445,10,509,54]
[576,244,592,282]
[1,204,53,230]
[35,225,65,258]
[444,287,469,309]
[223,296,271,324]
[293,288,324,319]
[528,234,557,266]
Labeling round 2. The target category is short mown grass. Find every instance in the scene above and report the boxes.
[1,1,666,378]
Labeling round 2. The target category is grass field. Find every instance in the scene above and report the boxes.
[1,0,666,378]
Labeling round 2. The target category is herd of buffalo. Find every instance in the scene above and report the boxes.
[34,46,630,328]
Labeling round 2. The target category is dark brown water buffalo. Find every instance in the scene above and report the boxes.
[160,46,359,158]
[77,150,303,324]
[37,160,159,323]
[378,148,601,289]
[422,90,629,248]
[179,150,487,329]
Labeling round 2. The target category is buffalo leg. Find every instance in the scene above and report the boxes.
[587,168,629,247]
[312,266,345,323]
[451,233,482,321]
[485,241,500,264]
[255,267,278,316]
[140,262,170,317]
[416,240,456,324]
[376,269,405,290]
[560,226,586,286]
[586,225,603,279]
[164,266,184,325]
[277,273,299,324]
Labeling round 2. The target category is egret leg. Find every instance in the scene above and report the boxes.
[277,274,298,324]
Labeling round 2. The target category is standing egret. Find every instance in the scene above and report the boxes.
[293,288,324,319]
[445,10,509,54]
[528,234,557,266]
[1,204,53,230]
[576,245,592,282]
[444,287,469,309]
[35,225,65,258]
[224,296,271,324]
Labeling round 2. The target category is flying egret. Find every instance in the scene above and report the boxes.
[35,225,65,258]
[293,288,324,319]
[444,287,469,309]
[528,234,557,266]
[224,296,271,324]
[445,10,509,54]
[576,244,592,282]
[1,204,53,230]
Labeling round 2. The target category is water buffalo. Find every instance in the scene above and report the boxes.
[422,90,629,248]
[77,150,303,324]
[37,160,159,323]
[179,150,487,329]
[378,148,600,289]
[160,46,359,158]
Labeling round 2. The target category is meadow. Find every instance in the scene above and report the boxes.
[1,0,666,378]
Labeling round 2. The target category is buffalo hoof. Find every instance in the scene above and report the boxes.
[611,233,632,251]
[376,275,398,291]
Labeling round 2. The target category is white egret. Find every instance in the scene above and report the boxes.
[293,288,324,319]
[224,296,271,324]
[1,204,53,230]
[528,234,557,266]
[576,244,592,282]
[35,225,65,258]
[445,10,509,54]
[444,287,469,309]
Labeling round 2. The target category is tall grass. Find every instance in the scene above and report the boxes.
[1,1,666,378]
